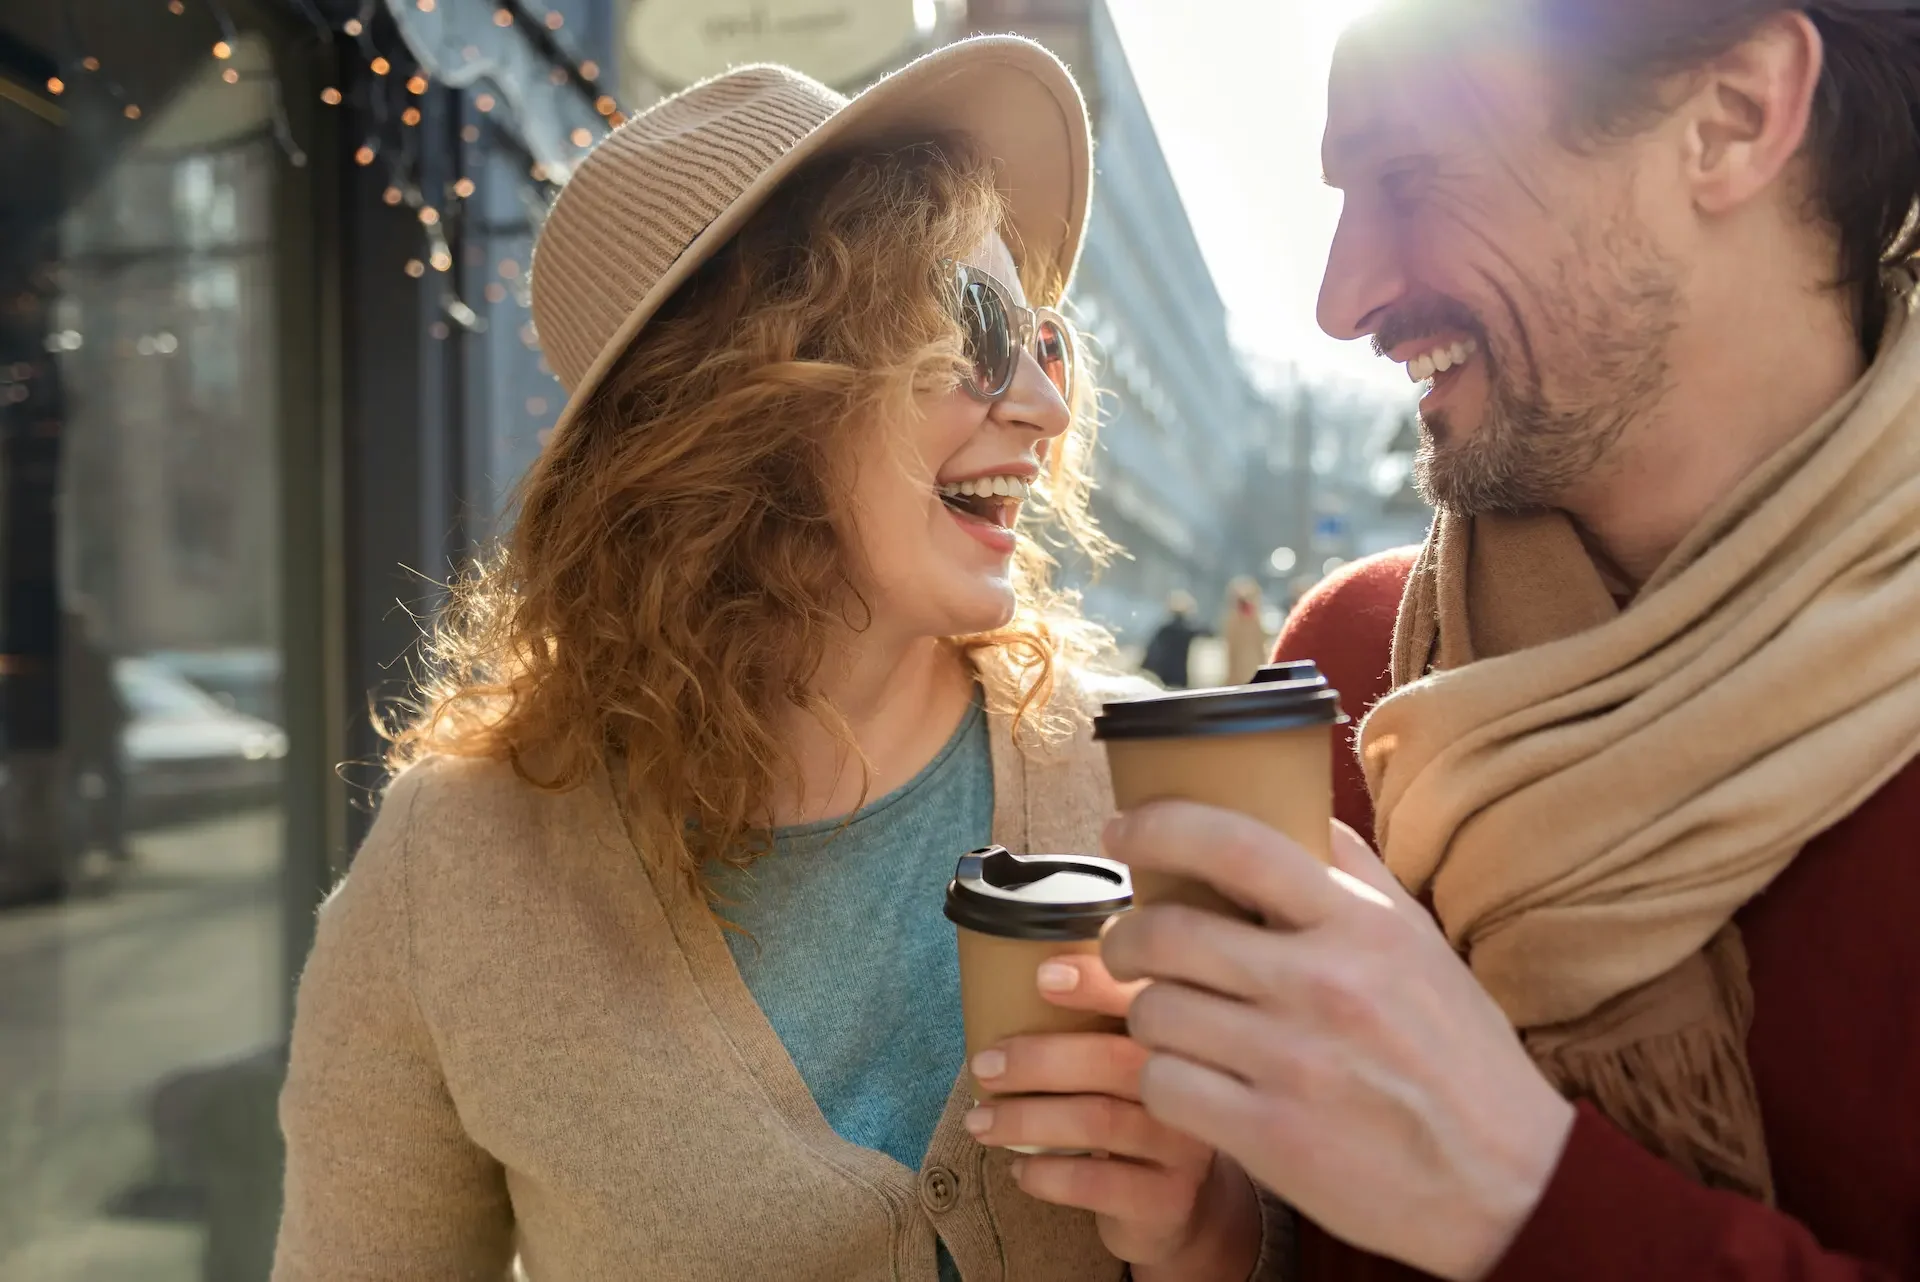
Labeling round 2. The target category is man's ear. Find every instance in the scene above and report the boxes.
[1679,10,1824,216]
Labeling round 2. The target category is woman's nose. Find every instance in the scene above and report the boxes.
[992,348,1073,444]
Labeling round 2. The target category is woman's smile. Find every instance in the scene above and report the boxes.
[935,469,1034,555]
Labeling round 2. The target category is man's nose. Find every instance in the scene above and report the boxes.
[1317,206,1405,342]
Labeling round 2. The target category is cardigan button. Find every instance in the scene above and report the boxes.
[920,1165,961,1213]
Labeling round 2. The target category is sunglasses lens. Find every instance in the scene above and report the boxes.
[961,278,1014,396]
[1035,319,1073,399]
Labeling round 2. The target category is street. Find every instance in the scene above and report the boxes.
[0,809,283,1282]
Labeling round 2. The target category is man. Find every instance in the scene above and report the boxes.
[1140,590,1210,689]
[1100,1,1920,1279]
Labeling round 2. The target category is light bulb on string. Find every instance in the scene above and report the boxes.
[460,124,479,142]
[370,56,390,75]
[544,10,562,29]
[213,40,232,58]
[222,67,240,84]
[569,128,590,148]
[168,0,185,11]
[492,8,511,26]
[474,93,495,113]
[580,61,599,80]
[407,74,428,94]
[419,206,440,226]
[46,77,64,95]
[355,142,377,165]
[124,104,142,119]
[83,56,100,71]
[402,106,421,126]
[343,17,362,35]
[382,185,404,205]
[320,87,342,105]
[452,177,475,198]
[405,259,426,278]
[431,250,453,273]
[595,95,616,116]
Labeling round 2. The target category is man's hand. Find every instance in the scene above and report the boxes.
[964,953,1262,1279]
[1099,803,1576,1282]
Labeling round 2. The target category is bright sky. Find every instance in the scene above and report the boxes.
[1104,0,1406,398]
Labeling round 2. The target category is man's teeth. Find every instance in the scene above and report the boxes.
[1407,337,1478,383]
[937,476,1030,501]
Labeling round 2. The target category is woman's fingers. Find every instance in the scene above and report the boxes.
[1034,952,1149,1017]
[966,1092,1209,1170]
[974,1031,1148,1101]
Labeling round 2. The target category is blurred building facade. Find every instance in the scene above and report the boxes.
[987,0,1277,640]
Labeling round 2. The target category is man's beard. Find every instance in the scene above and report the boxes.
[1400,222,1683,517]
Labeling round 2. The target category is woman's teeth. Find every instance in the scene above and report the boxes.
[1407,337,1478,383]
[937,475,1031,501]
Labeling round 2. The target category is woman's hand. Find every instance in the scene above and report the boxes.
[963,954,1263,1279]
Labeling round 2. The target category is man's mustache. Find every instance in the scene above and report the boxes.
[1371,298,1488,359]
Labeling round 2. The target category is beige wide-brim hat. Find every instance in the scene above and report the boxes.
[529,35,1093,443]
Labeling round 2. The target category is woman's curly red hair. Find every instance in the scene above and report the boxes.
[385,139,1114,897]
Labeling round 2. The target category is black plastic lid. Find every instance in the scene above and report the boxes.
[1092,659,1347,741]
[943,846,1133,941]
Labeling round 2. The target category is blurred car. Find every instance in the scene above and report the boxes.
[115,656,288,825]
[143,647,283,723]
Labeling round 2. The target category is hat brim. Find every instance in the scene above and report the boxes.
[543,35,1093,444]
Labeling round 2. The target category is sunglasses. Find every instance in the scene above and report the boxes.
[942,259,1078,405]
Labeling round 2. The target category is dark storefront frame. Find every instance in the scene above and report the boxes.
[1,3,617,1271]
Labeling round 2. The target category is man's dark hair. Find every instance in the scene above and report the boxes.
[1535,0,1920,353]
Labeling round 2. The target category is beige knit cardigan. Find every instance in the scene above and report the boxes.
[272,661,1292,1281]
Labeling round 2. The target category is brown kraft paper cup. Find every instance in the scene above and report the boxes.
[1094,660,1346,919]
[944,846,1132,1155]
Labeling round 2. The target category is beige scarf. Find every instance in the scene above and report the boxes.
[1358,272,1920,1202]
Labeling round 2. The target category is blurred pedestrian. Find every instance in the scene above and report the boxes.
[1139,589,1209,688]
[1221,575,1270,686]
[61,600,130,863]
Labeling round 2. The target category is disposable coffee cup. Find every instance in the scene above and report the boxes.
[944,846,1132,1155]
[1093,660,1346,919]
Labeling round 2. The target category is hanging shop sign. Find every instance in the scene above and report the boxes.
[625,0,932,90]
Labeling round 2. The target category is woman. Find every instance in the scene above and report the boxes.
[273,38,1277,1282]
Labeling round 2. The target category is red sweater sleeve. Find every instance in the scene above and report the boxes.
[1490,1103,1903,1282]
[1272,549,1418,846]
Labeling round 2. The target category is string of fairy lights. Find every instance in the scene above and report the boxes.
[45,0,622,357]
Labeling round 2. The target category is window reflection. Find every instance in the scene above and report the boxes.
[0,25,290,1282]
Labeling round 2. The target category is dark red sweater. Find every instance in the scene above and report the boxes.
[1273,549,1920,1282]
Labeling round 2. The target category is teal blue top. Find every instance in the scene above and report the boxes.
[709,699,989,1281]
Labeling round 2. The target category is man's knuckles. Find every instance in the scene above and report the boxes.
[1299,959,1388,1040]
[1102,903,1214,979]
